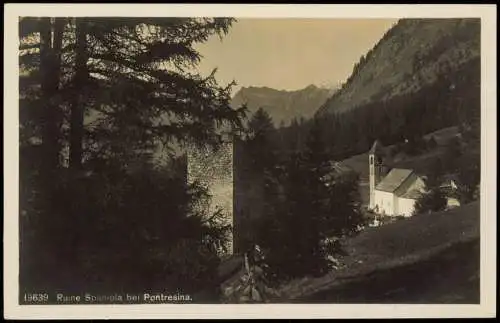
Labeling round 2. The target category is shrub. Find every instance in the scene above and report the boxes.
[413,188,447,215]
[427,135,438,150]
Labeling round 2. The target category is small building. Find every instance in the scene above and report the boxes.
[439,174,462,209]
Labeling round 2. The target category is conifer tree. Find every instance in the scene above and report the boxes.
[256,119,363,283]
[19,17,246,297]
[19,17,246,170]
[413,188,447,215]
[246,108,276,172]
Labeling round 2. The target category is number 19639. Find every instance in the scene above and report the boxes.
[23,293,49,303]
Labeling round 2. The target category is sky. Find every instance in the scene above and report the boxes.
[194,18,399,94]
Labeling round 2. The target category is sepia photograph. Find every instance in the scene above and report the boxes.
[4,3,497,320]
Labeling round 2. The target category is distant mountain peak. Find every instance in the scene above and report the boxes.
[231,84,336,126]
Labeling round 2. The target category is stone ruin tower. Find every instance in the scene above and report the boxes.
[186,135,234,255]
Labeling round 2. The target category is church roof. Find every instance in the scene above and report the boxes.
[369,140,381,154]
[375,168,414,193]
[400,189,423,200]
[326,161,353,174]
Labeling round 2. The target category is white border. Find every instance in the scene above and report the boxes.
[4,4,497,319]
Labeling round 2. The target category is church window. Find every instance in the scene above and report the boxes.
[370,156,374,165]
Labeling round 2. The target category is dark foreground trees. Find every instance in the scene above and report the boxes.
[253,120,364,284]
[19,17,245,299]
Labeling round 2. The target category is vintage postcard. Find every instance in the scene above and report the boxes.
[4,3,497,319]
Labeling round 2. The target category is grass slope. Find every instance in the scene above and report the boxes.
[280,201,480,303]
[305,239,479,304]
[343,126,459,179]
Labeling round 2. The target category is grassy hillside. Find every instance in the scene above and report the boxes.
[341,126,460,206]
[343,126,460,178]
[305,239,479,303]
[280,201,480,303]
[316,18,480,116]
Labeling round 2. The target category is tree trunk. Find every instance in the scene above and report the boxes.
[69,18,88,171]
[34,17,66,268]
[39,17,60,175]
[52,18,65,86]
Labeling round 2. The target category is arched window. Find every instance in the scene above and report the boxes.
[370,155,374,165]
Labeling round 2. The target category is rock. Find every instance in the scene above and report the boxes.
[264,286,280,297]
[242,285,252,296]
[223,286,234,297]
[253,265,264,276]
[239,295,250,302]
[240,274,250,283]
[251,287,262,302]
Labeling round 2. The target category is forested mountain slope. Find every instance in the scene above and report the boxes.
[316,18,480,116]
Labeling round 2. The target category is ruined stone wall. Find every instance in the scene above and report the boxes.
[187,142,234,255]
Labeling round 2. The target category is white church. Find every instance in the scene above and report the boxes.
[368,140,427,217]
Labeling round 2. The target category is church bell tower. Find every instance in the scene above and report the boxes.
[369,140,382,210]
